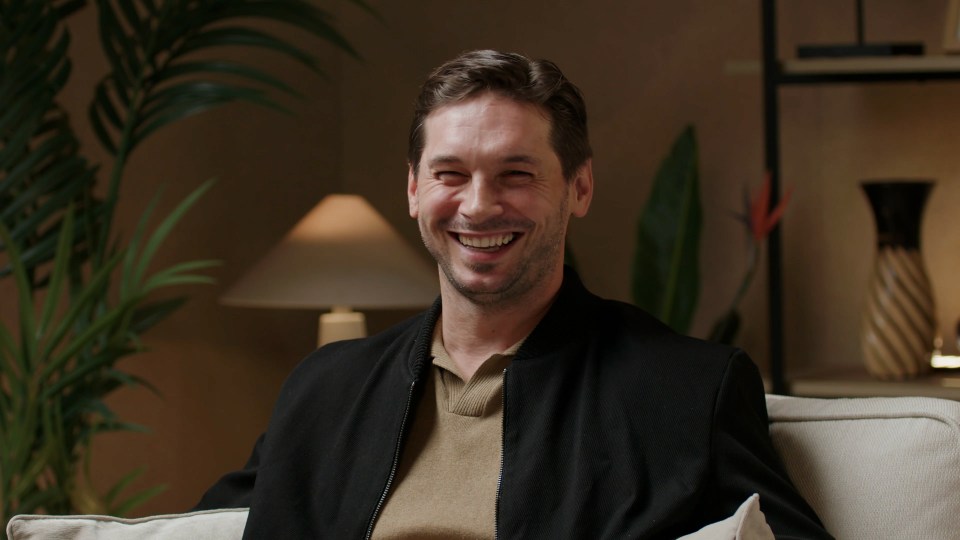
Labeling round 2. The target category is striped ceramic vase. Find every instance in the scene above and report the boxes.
[860,180,936,380]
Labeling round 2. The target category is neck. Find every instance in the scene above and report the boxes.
[438,271,562,380]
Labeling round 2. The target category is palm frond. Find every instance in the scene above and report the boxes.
[2,0,367,525]
[0,2,100,284]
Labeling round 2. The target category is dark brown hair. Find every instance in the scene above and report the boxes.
[408,49,591,180]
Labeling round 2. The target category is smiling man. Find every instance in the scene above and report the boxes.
[197,50,832,539]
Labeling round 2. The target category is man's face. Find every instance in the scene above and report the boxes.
[408,92,592,307]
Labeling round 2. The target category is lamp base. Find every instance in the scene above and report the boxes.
[318,307,366,347]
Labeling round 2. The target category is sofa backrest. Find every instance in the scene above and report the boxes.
[766,394,960,540]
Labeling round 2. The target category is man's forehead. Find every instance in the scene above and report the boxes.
[424,92,550,128]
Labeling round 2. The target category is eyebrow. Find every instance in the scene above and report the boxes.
[425,154,542,168]
[503,155,541,166]
[426,155,463,168]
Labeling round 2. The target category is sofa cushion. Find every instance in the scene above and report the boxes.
[766,394,960,540]
[6,508,247,540]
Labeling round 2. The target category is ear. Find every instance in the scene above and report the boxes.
[569,159,594,218]
[407,163,419,219]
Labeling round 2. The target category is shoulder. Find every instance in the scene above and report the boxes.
[592,295,738,368]
[277,309,431,400]
[575,295,760,412]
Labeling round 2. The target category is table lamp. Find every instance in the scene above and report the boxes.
[220,194,438,346]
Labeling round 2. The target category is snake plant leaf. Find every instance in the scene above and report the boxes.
[631,125,702,335]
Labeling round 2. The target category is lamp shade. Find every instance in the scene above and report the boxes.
[221,194,438,309]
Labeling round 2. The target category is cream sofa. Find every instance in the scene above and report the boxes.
[8,394,960,539]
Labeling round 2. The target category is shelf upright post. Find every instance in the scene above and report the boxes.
[761,0,787,394]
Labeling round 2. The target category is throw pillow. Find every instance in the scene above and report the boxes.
[678,494,775,540]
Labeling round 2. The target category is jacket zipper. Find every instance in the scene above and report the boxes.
[495,367,509,540]
[364,380,417,540]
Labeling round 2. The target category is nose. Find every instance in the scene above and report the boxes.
[460,177,504,223]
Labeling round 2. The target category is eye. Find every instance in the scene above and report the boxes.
[502,170,534,184]
[435,170,468,185]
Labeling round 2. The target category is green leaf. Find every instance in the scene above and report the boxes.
[132,179,215,286]
[45,342,140,397]
[127,297,186,335]
[0,321,19,375]
[35,249,126,369]
[0,223,38,366]
[114,0,146,37]
[132,84,285,148]
[173,26,323,75]
[96,0,140,87]
[154,60,300,98]
[141,259,219,293]
[37,207,76,337]
[632,125,702,334]
[120,186,162,297]
[1,0,373,523]
[103,367,162,396]
[110,482,166,517]
[102,466,146,507]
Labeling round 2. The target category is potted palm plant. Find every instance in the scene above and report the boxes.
[0,0,368,529]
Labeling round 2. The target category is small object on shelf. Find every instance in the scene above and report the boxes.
[797,43,923,58]
[945,0,960,53]
[796,0,923,59]
[860,180,937,381]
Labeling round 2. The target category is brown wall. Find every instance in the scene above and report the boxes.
[18,0,960,514]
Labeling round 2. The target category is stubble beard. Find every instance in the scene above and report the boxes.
[419,198,569,309]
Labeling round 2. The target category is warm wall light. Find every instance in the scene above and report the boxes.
[221,194,438,346]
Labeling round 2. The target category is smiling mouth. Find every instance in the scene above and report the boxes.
[456,232,517,250]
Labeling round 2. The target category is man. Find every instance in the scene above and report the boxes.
[197,49,831,539]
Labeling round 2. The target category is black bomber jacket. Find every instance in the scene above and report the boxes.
[196,267,831,539]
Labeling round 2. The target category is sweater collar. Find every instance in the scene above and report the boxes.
[409,266,593,377]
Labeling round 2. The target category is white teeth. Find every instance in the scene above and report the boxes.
[458,233,515,248]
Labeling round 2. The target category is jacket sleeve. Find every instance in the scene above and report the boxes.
[192,433,264,510]
[706,351,834,540]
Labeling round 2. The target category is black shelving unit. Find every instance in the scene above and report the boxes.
[760,0,960,394]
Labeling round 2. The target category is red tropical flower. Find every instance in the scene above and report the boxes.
[748,171,793,242]
[709,171,793,344]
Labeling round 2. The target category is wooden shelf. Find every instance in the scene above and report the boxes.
[778,56,960,84]
[788,368,960,401]
[760,1,960,395]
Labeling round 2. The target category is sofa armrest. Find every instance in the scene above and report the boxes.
[766,394,960,540]
[6,508,248,540]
